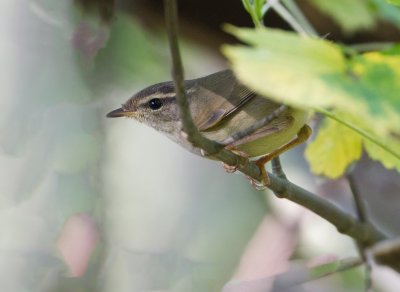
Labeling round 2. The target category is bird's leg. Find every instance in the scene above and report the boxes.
[255,125,312,186]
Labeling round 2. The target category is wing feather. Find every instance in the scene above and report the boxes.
[191,70,256,131]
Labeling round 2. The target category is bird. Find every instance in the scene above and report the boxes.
[107,69,311,186]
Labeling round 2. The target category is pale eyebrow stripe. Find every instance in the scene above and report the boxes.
[141,88,195,100]
[148,92,176,98]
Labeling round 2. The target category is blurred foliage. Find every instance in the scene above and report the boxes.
[308,0,400,33]
[93,14,168,90]
[367,0,400,29]
[387,0,400,6]
[243,0,400,35]
[309,0,376,34]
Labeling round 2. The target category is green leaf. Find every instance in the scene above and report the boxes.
[305,114,363,178]
[223,27,400,175]
[223,26,347,110]
[224,27,400,137]
[346,52,400,138]
[223,27,400,141]
[308,0,376,34]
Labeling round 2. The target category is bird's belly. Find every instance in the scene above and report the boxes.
[234,109,308,157]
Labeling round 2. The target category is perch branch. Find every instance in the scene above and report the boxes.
[163,0,387,248]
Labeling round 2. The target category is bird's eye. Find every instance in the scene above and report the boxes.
[148,98,163,110]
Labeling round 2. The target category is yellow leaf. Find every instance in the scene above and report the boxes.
[305,117,362,178]
[364,137,400,171]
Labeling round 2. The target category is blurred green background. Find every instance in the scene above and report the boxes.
[1,0,400,291]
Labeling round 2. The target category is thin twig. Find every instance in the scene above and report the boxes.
[347,174,368,223]
[262,0,279,15]
[163,0,190,131]
[347,173,372,291]
[163,0,387,249]
[281,0,318,36]
[274,257,363,290]
[268,175,386,246]
[268,1,309,36]
[164,0,223,155]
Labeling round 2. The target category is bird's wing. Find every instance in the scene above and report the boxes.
[224,115,294,148]
[191,70,256,131]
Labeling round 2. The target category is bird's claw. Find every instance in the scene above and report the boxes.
[223,163,238,173]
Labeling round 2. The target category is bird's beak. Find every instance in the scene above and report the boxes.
[106,108,129,118]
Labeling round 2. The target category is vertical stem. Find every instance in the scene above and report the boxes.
[164,0,223,154]
[163,0,187,117]
[347,173,372,291]
[163,0,199,139]
[347,174,368,223]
